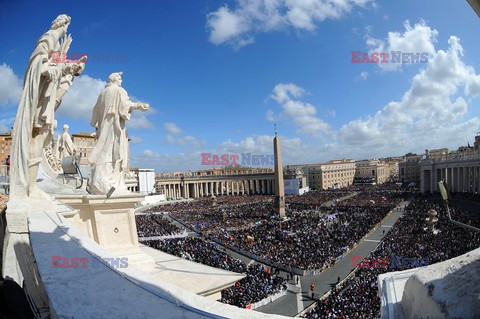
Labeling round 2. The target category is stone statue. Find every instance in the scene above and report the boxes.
[88,72,149,195]
[58,124,76,161]
[10,14,86,199]
[44,120,62,172]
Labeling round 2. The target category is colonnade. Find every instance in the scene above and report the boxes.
[421,160,480,194]
[158,178,276,199]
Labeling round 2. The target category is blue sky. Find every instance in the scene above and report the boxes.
[1,0,480,172]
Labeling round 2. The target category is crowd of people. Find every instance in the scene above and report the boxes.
[135,213,184,237]
[166,198,276,235]
[145,237,246,273]
[144,237,287,308]
[225,197,397,270]
[303,197,480,318]
[141,188,404,271]
[133,185,480,314]
[337,187,405,208]
[221,264,287,308]
[286,190,352,211]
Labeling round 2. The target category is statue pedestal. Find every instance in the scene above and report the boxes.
[56,193,155,269]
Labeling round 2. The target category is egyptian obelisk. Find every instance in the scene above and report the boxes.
[273,125,286,218]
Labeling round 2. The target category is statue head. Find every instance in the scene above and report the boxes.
[72,57,87,75]
[51,14,71,30]
[108,72,123,86]
[63,124,69,132]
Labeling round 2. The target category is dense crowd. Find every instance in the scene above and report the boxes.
[135,186,479,314]
[214,195,273,206]
[225,199,396,270]
[142,189,404,271]
[145,237,287,307]
[166,199,276,234]
[337,187,405,208]
[221,264,287,308]
[449,206,480,228]
[135,213,184,237]
[145,237,246,273]
[286,190,352,211]
[304,197,480,319]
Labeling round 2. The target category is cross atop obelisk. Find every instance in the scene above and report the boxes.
[273,124,286,218]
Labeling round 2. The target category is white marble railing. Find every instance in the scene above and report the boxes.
[5,196,288,319]
[248,289,288,310]
[138,230,188,241]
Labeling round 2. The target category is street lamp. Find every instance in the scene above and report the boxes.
[438,181,480,232]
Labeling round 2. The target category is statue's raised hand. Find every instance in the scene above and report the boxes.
[136,102,149,112]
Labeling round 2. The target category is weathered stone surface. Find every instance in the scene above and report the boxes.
[401,247,480,319]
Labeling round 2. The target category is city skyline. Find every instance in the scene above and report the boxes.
[1,0,480,172]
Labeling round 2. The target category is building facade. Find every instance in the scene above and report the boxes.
[383,158,401,180]
[284,167,309,195]
[0,131,12,165]
[155,166,305,199]
[354,159,390,185]
[399,153,422,184]
[307,159,356,190]
[71,132,96,165]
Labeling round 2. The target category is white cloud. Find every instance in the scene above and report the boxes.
[165,134,204,148]
[339,35,480,157]
[366,20,438,71]
[132,149,202,172]
[357,71,369,80]
[127,114,155,130]
[129,136,142,144]
[58,75,105,120]
[0,63,22,107]
[138,22,480,172]
[265,109,278,122]
[268,83,330,138]
[134,135,316,172]
[218,134,321,165]
[129,105,157,130]
[59,75,155,130]
[270,82,304,103]
[164,122,182,135]
[207,6,252,48]
[163,122,204,148]
[207,0,375,48]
